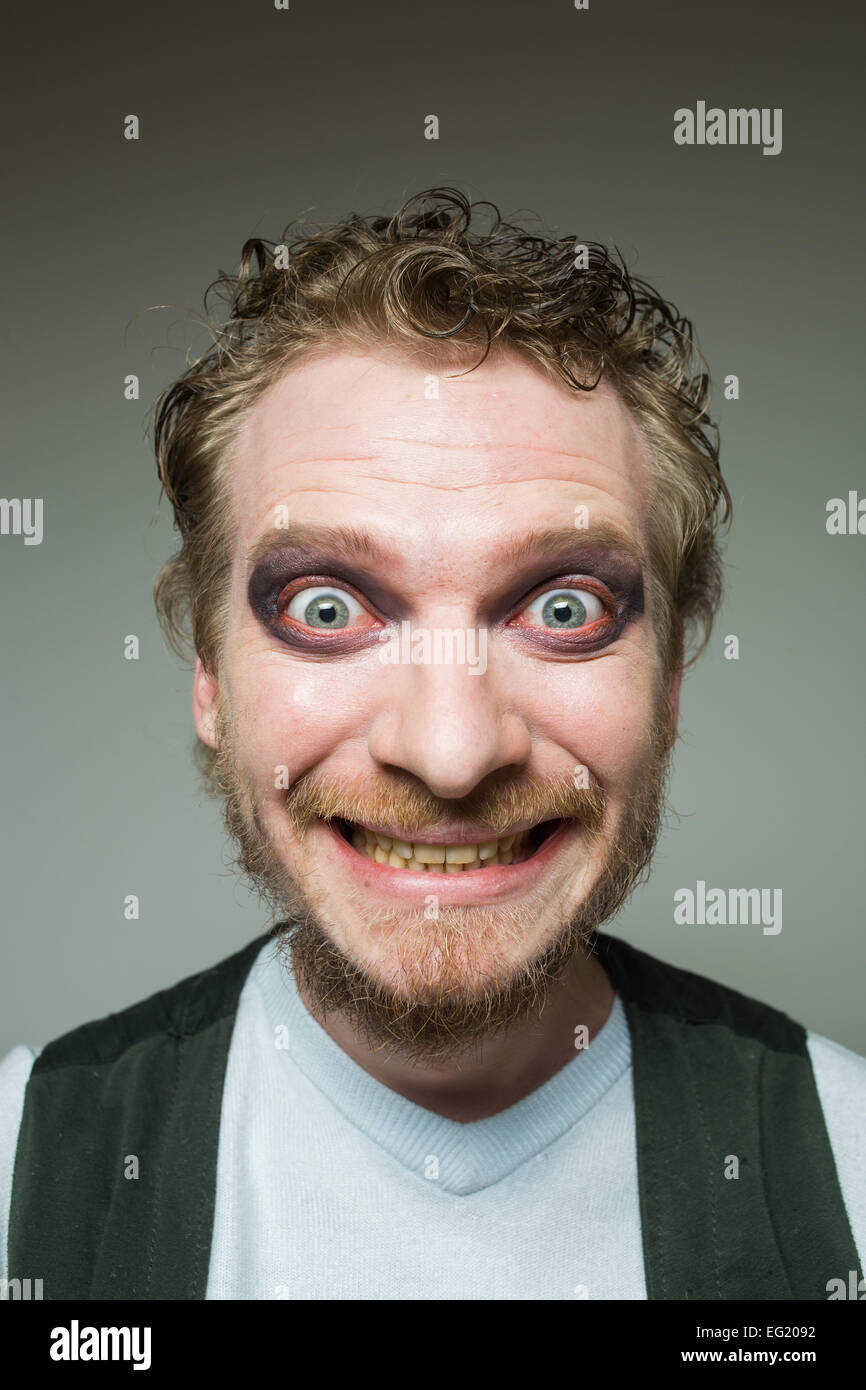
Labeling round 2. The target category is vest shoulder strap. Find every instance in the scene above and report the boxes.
[7,931,272,1299]
[593,931,860,1299]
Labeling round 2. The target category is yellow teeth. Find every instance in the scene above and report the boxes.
[348,824,528,871]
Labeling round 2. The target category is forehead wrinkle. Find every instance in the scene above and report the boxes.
[288,470,637,495]
[247,445,640,471]
[255,447,640,478]
[371,438,627,460]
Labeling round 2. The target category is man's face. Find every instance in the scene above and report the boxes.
[194,345,678,1054]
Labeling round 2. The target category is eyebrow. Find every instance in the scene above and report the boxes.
[504,522,645,572]
[246,523,396,572]
[246,519,646,575]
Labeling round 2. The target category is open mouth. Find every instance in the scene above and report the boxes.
[332,818,565,873]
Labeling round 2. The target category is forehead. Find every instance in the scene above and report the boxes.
[228,346,652,570]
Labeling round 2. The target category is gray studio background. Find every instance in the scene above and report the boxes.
[2,0,863,1056]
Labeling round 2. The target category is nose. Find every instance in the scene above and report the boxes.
[366,648,532,799]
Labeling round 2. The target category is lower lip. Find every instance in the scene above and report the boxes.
[319,819,577,903]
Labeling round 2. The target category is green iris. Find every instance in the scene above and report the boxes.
[542,592,587,628]
[304,593,351,628]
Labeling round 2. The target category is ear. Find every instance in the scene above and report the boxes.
[192,655,221,750]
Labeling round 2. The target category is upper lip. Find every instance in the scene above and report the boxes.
[331,815,562,845]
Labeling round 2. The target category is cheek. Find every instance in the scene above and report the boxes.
[525,657,660,788]
[223,644,371,785]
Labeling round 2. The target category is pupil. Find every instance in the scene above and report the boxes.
[318,603,337,623]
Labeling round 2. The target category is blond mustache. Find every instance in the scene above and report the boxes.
[284,769,606,841]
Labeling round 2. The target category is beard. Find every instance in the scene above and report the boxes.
[210,688,675,1062]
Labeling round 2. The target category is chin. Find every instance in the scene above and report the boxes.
[318,892,569,999]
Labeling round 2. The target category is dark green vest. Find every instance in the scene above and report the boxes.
[6,929,859,1299]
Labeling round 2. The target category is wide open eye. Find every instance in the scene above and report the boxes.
[284,585,370,630]
[520,587,606,630]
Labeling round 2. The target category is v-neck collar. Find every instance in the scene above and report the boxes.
[251,938,631,1195]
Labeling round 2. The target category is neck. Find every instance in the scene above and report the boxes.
[297,951,614,1123]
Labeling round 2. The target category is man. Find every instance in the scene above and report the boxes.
[2,188,864,1300]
